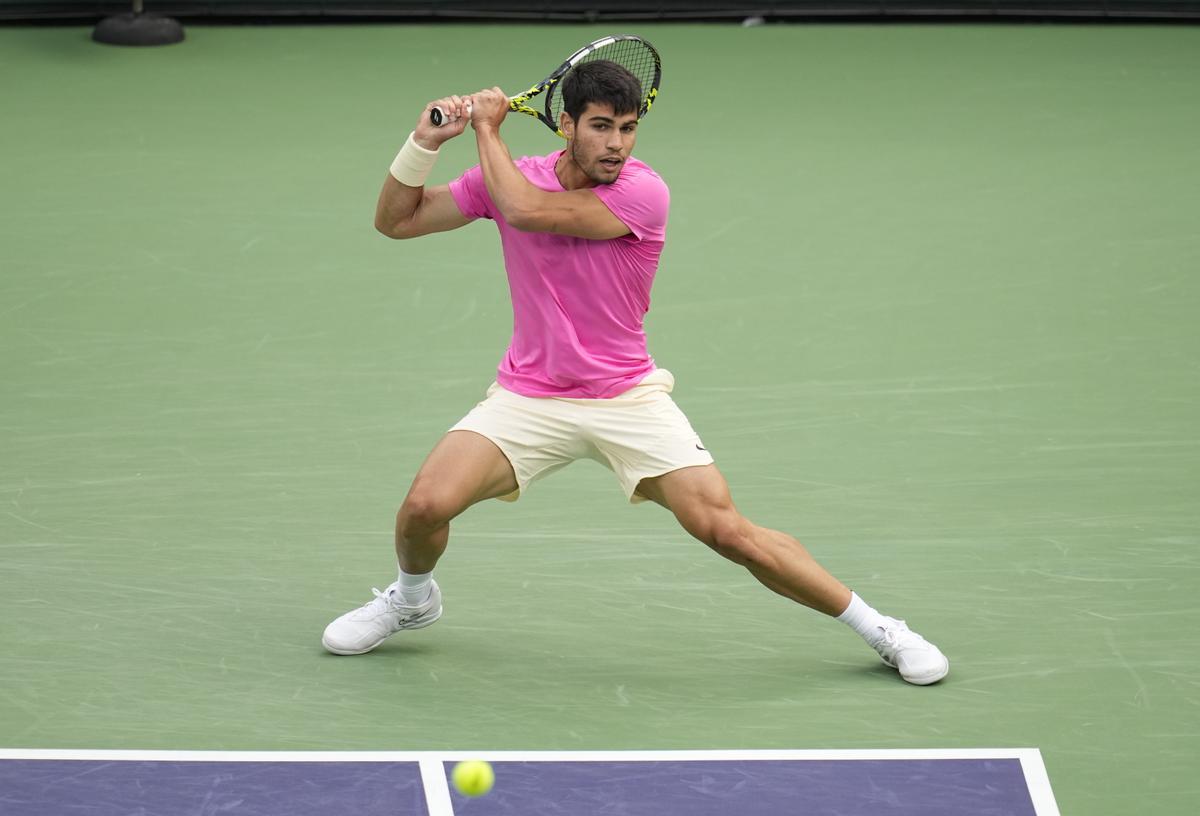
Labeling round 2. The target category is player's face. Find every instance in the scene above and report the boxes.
[562,103,639,185]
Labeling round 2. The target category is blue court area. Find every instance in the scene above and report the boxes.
[0,759,427,815]
[0,750,1059,815]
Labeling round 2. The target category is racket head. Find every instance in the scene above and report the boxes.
[515,34,662,138]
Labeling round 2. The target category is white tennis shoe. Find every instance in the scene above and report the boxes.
[322,580,442,655]
[873,618,950,685]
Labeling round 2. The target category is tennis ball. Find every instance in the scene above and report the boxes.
[451,760,495,797]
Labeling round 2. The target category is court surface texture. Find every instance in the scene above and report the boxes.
[2,21,1198,816]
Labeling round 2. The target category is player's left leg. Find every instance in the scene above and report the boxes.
[635,465,850,614]
[636,465,949,685]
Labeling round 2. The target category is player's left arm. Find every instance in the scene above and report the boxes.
[470,87,631,240]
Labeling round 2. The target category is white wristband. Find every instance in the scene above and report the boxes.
[389,131,439,187]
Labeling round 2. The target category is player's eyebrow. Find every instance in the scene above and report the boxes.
[587,115,638,127]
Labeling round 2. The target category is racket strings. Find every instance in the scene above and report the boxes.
[549,39,660,126]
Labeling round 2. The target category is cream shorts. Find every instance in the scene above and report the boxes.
[449,369,714,503]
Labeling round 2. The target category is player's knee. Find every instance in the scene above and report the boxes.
[702,515,761,567]
[397,490,454,534]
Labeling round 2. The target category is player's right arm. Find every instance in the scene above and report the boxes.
[375,96,473,240]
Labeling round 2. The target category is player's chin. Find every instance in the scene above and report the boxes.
[593,160,623,183]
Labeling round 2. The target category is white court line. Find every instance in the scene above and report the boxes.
[1018,751,1062,816]
[0,747,1044,762]
[419,759,454,816]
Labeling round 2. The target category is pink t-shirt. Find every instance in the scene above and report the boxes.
[448,150,669,399]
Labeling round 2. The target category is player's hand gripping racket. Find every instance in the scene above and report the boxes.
[429,34,661,138]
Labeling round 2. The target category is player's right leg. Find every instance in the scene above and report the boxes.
[394,429,520,573]
[321,431,518,655]
[636,465,949,686]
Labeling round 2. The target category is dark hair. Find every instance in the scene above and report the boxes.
[559,60,643,123]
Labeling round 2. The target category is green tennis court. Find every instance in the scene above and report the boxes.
[1,21,1198,816]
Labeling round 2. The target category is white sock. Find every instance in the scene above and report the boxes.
[836,592,890,647]
[397,567,432,605]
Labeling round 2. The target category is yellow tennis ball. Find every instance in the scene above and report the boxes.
[451,760,494,797]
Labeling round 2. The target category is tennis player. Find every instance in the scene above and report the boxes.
[323,61,950,685]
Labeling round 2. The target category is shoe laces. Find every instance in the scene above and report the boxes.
[350,585,402,618]
[370,586,395,607]
[879,619,911,648]
[368,583,429,614]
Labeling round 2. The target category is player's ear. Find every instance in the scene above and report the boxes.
[559,111,575,138]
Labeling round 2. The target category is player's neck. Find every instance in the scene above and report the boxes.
[554,146,598,191]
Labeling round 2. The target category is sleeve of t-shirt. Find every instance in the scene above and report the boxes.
[590,165,670,242]
[447,164,494,221]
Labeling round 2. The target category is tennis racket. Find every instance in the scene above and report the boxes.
[429,34,661,139]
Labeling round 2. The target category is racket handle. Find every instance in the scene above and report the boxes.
[430,102,473,128]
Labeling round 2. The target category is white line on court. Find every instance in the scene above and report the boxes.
[1018,751,1062,816]
[419,758,455,816]
[0,747,1047,763]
